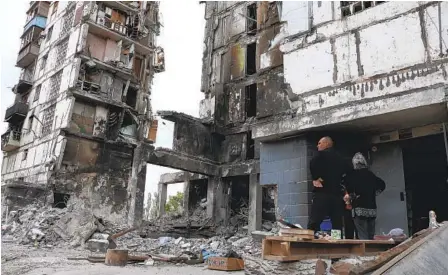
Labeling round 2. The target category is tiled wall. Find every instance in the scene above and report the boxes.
[260,136,316,226]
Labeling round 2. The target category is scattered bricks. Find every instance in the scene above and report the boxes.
[330,261,355,275]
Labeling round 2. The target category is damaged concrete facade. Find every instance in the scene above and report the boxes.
[2,1,164,226]
[153,1,448,236]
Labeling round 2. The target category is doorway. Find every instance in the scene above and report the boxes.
[402,134,448,234]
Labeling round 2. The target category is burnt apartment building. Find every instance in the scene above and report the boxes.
[152,1,448,236]
[1,1,164,225]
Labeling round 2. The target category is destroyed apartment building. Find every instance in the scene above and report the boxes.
[1,1,164,226]
[151,1,448,237]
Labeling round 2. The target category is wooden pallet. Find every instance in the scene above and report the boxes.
[262,236,396,262]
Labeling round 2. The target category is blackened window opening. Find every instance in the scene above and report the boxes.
[246,131,255,160]
[54,193,70,208]
[245,84,257,118]
[246,43,256,75]
[247,3,257,33]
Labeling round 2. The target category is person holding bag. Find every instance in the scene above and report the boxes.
[344,152,385,240]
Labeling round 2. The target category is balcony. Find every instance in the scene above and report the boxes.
[23,15,46,34]
[1,130,22,152]
[14,70,34,94]
[16,42,40,68]
[4,102,29,123]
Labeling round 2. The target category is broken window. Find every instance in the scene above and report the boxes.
[28,115,34,133]
[77,64,101,94]
[60,5,75,38]
[262,185,277,222]
[53,193,70,208]
[246,131,255,160]
[124,86,138,108]
[99,5,128,35]
[341,1,386,18]
[42,104,56,136]
[48,70,62,100]
[246,43,256,75]
[246,3,257,33]
[245,84,257,118]
[34,84,41,102]
[22,149,28,161]
[46,26,53,42]
[119,111,138,139]
[40,54,48,72]
[55,38,69,67]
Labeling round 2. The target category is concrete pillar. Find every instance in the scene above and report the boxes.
[207,177,228,223]
[158,183,167,217]
[183,180,190,214]
[127,143,151,227]
[248,173,262,233]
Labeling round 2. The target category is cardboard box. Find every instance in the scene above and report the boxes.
[207,257,244,271]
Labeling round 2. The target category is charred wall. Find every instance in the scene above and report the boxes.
[52,136,134,222]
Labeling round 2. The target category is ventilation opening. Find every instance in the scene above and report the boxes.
[245,83,257,118]
[246,43,256,75]
[54,193,70,208]
[247,3,257,33]
[125,86,138,108]
[262,185,277,223]
[246,131,255,160]
[188,179,208,212]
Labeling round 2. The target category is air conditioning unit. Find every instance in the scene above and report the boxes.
[371,123,444,144]
[97,17,105,26]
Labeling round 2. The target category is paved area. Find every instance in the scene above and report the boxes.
[1,242,244,275]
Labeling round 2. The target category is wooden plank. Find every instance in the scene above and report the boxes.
[280,242,291,256]
[261,239,272,259]
[279,228,314,236]
[265,236,394,245]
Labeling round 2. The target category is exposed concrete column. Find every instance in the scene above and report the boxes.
[207,176,228,223]
[127,143,152,227]
[158,183,167,217]
[248,173,262,233]
[183,180,190,214]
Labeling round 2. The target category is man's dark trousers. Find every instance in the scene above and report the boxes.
[307,192,344,232]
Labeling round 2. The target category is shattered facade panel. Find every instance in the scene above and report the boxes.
[2,1,164,226]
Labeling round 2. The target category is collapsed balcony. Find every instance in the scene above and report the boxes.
[1,129,22,152]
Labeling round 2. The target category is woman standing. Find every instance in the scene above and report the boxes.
[344,153,386,240]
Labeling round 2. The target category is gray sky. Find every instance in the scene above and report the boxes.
[0,1,205,200]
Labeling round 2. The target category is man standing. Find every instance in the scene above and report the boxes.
[307,137,349,233]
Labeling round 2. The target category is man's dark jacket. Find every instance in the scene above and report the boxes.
[310,148,350,195]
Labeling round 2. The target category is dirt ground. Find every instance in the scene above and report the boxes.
[1,242,244,275]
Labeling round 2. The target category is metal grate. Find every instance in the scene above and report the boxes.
[41,104,56,136]
[55,38,69,68]
[47,70,62,100]
[59,5,75,38]
[341,1,386,18]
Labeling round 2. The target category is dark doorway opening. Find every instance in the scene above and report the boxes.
[246,131,255,160]
[246,3,257,34]
[246,43,256,75]
[226,176,250,227]
[125,86,138,108]
[262,185,277,222]
[188,179,208,211]
[402,134,448,234]
[245,84,257,118]
[53,192,70,208]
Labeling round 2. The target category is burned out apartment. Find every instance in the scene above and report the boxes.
[1,1,164,226]
[152,1,448,236]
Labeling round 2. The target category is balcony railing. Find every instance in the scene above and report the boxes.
[4,102,29,123]
[15,70,34,94]
[1,130,22,152]
[16,42,40,68]
[24,15,47,34]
